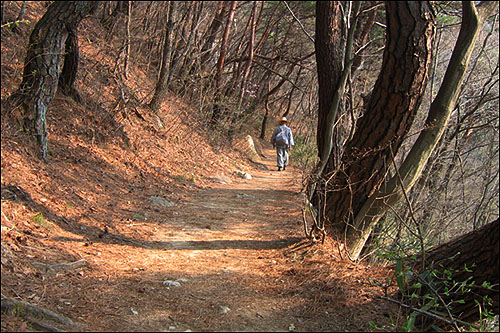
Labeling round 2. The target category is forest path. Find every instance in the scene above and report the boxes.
[41,145,394,332]
[86,146,313,331]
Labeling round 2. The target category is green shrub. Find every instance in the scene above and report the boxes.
[290,134,318,172]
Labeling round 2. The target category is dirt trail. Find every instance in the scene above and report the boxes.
[2,144,396,332]
[84,146,310,332]
[67,145,395,332]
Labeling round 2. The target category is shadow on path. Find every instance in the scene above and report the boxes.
[52,235,304,250]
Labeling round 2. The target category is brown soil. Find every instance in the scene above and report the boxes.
[1,141,398,332]
[1,2,399,331]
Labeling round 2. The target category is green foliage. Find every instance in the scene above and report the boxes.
[133,213,147,221]
[388,257,497,332]
[434,1,462,27]
[31,212,52,231]
[173,174,195,184]
[368,314,397,331]
[435,13,461,27]
[371,212,436,264]
[0,19,31,30]
[290,134,318,171]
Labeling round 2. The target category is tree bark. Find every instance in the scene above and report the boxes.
[314,1,344,161]
[58,27,81,102]
[412,219,499,325]
[345,0,498,260]
[8,1,99,160]
[318,1,435,235]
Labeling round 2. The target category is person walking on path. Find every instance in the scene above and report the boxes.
[270,117,294,171]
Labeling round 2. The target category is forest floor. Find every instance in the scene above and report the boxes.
[1,141,399,332]
[1,2,399,331]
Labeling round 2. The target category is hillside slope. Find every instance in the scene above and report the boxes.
[1,2,398,331]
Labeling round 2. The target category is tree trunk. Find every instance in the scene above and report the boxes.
[210,1,237,126]
[58,28,81,102]
[260,81,270,140]
[318,1,435,235]
[1,1,5,25]
[228,1,258,140]
[8,1,99,160]
[149,0,177,112]
[16,2,26,21]
[10,0,26,33]
[412,219,499,325]
[283,66,302,118]
[314,1,344,161]
[345,0,498,260]
[308,1,360,240]
[16,1,26,21]
[169,1,203,91]
[199,1,225,67]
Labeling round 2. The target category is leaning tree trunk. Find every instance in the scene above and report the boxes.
[11,0,26,33]
[319,1,435,233]
[345,0,499,260]
[411,219,499,326]
[259,81,270,139]
[9,1,98,160]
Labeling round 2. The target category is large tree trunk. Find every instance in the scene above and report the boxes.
[345,1,499,260]
[314,1,343,162]
[8,1,99,160]
[411,219,499,326]
[318,2,435,234]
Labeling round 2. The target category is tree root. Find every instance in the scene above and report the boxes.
[30,258,87,275]
[1,295,85,331]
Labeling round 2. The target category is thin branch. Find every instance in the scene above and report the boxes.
[0,19,30,29]
[252,59,307,94]
[283,1,315,44]
[417,275,462,332]
[377,295,474,331]
[388,144,426,271]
